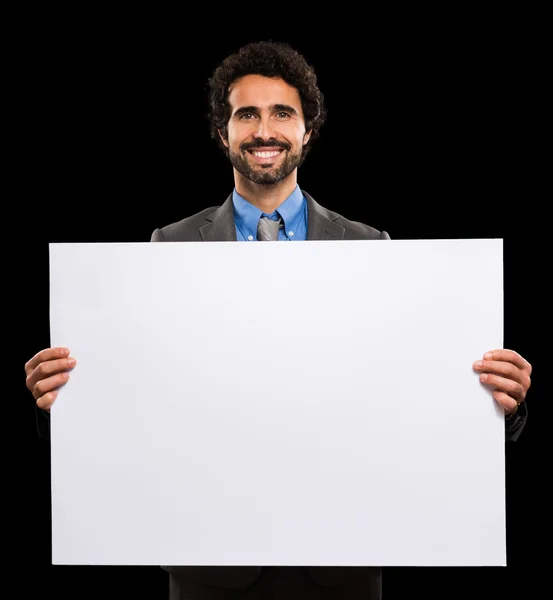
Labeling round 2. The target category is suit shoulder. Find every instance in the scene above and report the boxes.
[327,208,390,240]
[303,192,390,240]
[150,206,220,242]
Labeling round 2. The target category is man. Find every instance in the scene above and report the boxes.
[25,41,532,600]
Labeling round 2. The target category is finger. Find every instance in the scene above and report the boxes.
[479,373,527,404]
[25,356,76,392]
[492,390,519,414]
[36,389,59,411]
[473,358,531,399]
[473,358,528,384]
[481,349,532,375]
[25,347,70,376]
[31,371,71,401]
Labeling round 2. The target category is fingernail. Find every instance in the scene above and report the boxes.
[484,352,493,359]
[480,373,488,382]
[67,357,76,367]
[474,360,483,368]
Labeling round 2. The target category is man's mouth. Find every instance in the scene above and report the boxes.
[246,148,285,164]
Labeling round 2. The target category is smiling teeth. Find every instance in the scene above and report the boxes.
[252,151,280,157]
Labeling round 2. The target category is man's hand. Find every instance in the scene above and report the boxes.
[25,347,76,412]
[473,349,532,416]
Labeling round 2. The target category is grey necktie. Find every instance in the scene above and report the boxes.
[257,215,283,241]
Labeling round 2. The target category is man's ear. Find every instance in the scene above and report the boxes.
[303,129,312,146]
[218,129,229,148]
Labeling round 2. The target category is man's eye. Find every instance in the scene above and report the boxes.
[240,113,255,120]
[276,112,290,118]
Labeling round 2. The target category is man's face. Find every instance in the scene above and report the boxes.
[219,74,311,185]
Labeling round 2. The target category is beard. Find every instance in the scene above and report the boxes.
[228,142,305,185]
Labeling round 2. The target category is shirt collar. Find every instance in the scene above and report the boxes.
[232,185,305,239]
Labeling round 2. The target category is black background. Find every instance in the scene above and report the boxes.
[14,9,547,600]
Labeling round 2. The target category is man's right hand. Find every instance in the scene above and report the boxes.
[25,347,76,412]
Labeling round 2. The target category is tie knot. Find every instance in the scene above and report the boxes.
[257,215,283,241]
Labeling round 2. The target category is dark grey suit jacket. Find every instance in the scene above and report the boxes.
[151,191,388,597]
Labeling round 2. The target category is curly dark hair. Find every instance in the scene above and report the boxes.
[207,41,327,161]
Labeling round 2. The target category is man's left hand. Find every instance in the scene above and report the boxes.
[473,349,532,416]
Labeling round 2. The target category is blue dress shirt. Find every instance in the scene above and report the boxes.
[232,185,308,241]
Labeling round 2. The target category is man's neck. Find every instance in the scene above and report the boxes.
[234,171,298,214]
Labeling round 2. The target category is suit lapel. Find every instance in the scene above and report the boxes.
[199,195,237,241]
[305,192,345,241]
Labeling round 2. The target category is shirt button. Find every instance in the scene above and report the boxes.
[288,231,294,237]
[247,235,254,241]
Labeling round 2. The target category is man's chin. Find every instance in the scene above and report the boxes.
[241,164,282,184]
[249,173,282,185]
[230,151,298,184]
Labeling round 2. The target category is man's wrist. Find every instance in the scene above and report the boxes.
[505,403,520,420]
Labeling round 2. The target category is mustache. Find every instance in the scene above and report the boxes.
[240,140,291,152]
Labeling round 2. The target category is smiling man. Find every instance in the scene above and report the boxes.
[26,41,532,600]
[224,74,310,189]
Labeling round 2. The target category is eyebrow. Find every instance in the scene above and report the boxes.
[232,104,300,118]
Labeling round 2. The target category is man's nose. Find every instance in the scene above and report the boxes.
[253,116,277,141]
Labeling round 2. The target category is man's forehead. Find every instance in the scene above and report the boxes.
[228,75,302,110]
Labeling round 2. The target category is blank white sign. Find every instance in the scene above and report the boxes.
[49,239,505,566]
